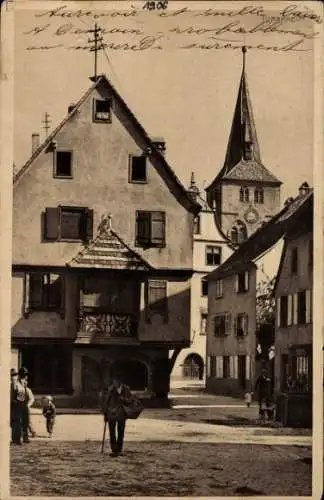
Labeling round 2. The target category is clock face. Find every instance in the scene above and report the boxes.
[244,207,259,224]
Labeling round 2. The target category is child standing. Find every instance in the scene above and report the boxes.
[42,396,56,437]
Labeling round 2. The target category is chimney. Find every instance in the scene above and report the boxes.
[32,133,40,154]
[68,103,76,114]
[298,182,310,197]
[152,137,166,155]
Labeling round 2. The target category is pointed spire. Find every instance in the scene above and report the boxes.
[187,172,200,201]
[222,47,261,174]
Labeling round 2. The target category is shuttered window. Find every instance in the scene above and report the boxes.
[25,273,65,316]
[146,280,168,322]
[136,211,165,247]
[44,206,93,242]
[214,313,231,336]
[235,313,248,336]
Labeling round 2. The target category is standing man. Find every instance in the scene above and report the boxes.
[103,369,133,457]
[254,368,272,421]
[10,368,18,440]
[11,367,30,445]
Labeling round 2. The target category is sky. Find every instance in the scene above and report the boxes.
[13,1,318,204]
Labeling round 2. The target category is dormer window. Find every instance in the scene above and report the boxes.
[243,141,253,161]
[239,186,249,203]
[93,98,112,122]
[54,151,72,178]
[129,155,147,183]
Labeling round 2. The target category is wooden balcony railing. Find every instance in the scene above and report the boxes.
[78,311,138,339]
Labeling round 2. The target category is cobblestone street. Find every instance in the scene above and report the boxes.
[10,392,312,497]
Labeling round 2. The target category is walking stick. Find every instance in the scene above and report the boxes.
[101,420,107,454]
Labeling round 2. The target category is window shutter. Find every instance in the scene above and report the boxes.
[151,212,165,246]
[306,289,311,324]
[233,356,238,379]
[45,207,60,240]
[23,273,30,317]
[136,212,150,245]
[147,280,168,322]
[287,294,293,326]
[293,293,298,325]
[244,271,249,291]
[60,276,65,318]
[229,356,234,378]
[246,355,250,380]
[210,356,216,377]
[207,356,211,377]
[225,313,231,334]
[85,209,94,241]
[276,297,281,327]
[234,315,238,335]
[29,273,43,308]
[216,356,223,378]
[244,314,248,335]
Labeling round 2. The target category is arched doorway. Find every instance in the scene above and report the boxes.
[111,359,148,390]
[183,354,204,380]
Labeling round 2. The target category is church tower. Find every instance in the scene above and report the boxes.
[206,47,281,246]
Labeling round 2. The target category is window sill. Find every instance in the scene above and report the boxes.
[136,242,166,249]
[93,118,112,124]
[215,295,223,300]
[54,175,73,180]
[129,180,148,184]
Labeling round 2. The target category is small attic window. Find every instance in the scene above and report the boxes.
[93,98,112,122]
[130,155,147,183]
[54,151,72,178]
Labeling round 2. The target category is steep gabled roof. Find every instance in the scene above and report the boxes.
[67,216,152,271]
[14,75,201,216]
[206,189,313,281]
[206,48,281,192]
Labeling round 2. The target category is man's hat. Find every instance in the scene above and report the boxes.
[18,367,28,377]
[10,368,18,376]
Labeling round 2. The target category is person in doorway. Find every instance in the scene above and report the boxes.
[11,367,30,444]
[254,368,272,422]
[42,396,56,437]
[103,369,132,457]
